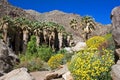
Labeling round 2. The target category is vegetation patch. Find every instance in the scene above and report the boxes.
[48,54,64,69]
[69,48,114,80]
[86,36,106,49]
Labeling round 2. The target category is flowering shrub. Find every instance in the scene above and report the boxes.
[68,48,114,80]
[48,54,64,69]
[86,36,106,49]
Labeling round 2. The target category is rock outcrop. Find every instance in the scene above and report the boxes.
[0,39,19,76]
[111,6,120,63]
[64,42,86,53]
[71,42,86,52]
[62,71,73,80]
[0,68,34,80]
[111,60,120,80]
[45,65,68,80]
[0,0,35,20]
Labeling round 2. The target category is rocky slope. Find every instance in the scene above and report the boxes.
[0,0,35,20]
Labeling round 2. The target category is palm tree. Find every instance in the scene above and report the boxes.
[58,31,63,50]
[0,16,12,44]
[34,28,42,46]
[81,16,96,40]
[70,19,78,30]
[14,17,31,53]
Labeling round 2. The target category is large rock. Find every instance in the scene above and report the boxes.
[0,68,34,80]
[111,6,120,29]
[71,42,86,52]
[111,60,120,80]
[45,65,68,80]
[111,6,120,63]
[64,47,73,53]
[62,71,73,80]
[0,40,19,76]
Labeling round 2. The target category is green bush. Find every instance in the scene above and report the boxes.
[69,48,114,80]
[48,54,64,69]
[26,35,37,54]
[37,45,53,62]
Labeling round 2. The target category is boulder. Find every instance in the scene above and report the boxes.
[64,47,73,53]
[111,6,120,29]
[115,48,120,57]
[111,6,120,63]
[45,65,68,80]
[62,71,73,80]
[30,71,51,80]
[45,72,58,80]
[0,40,19,76]
[71,42,86,52]
[0,68,34,80]
[111,60,120,80]
[112,28,120,47]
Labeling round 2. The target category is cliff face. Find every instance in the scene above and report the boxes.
[0,0,35,20]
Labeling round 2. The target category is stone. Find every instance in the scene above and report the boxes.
[0,40,19,75]
[62,71,73,80]
[115,48,120,57]
[111,6,120,29]
[45,65,69,80]
[112,28,120,47]
[117,60,120,65]
[45,72,58,80]
[64,47,73,53]
[71,42,86,52]
[30,71,51,80]
[111,64,120,80]
[111,6,120,63]
[0,68,34,80]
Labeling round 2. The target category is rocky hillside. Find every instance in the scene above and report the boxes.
[26,9,112,42]
[0,0,35,20]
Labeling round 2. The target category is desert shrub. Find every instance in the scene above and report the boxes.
[37,45,53,62]
[57,49,73,62]
[57,48,67,54]
[103,33,115,50]
[69,48,114,80]
[16,56,44,71]
[48,54,64,69]
[86,36,106,49]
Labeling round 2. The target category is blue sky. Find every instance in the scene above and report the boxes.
[8,0,120,24]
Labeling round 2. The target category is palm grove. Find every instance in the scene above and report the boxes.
[0,16,75,55]
[70,16,96,40]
